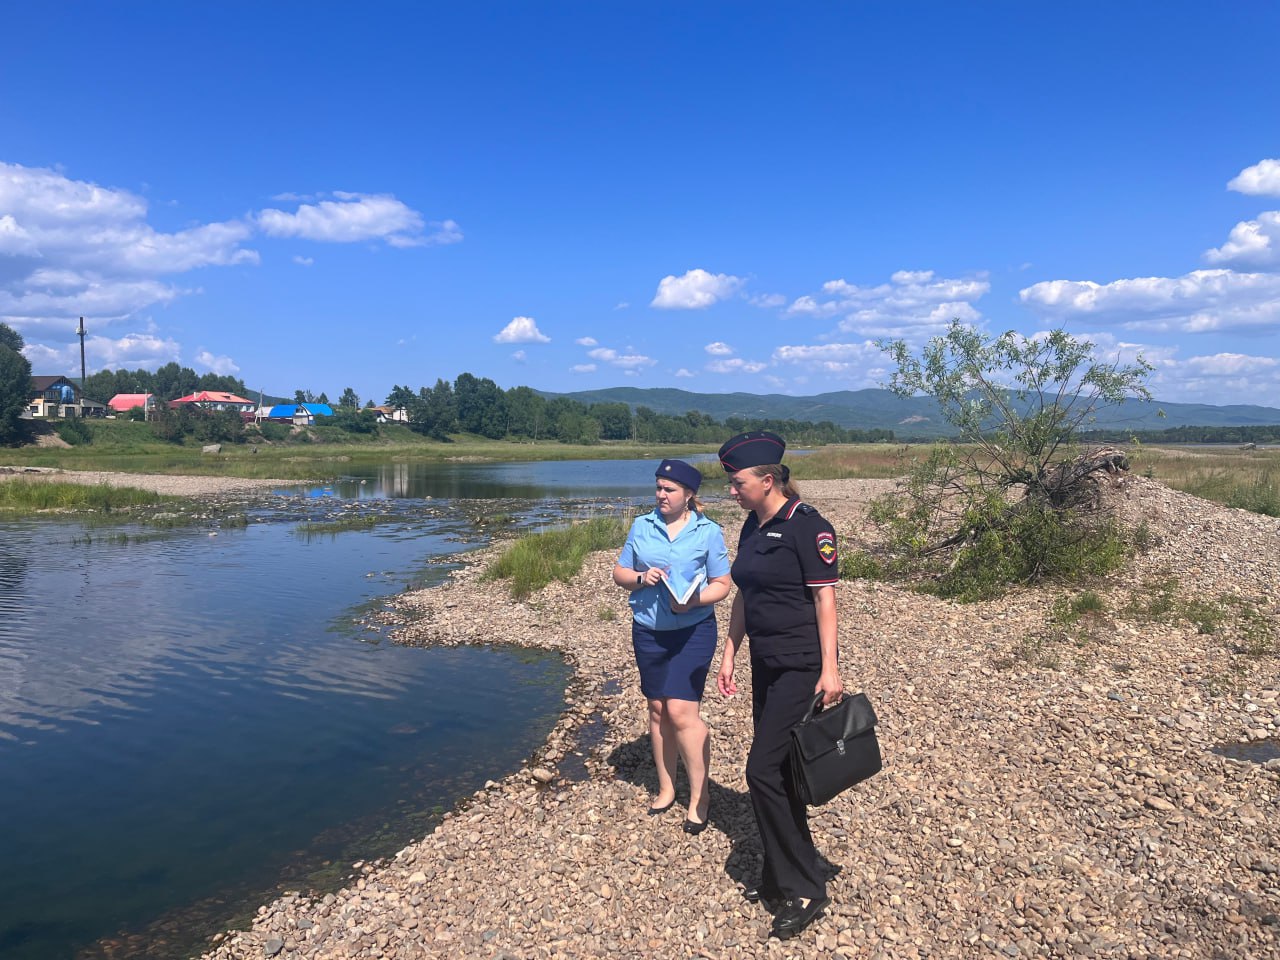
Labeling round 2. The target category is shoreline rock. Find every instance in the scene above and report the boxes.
[193,476,1278,959]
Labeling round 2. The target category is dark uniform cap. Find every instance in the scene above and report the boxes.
[718,431,786,473]
[656,458,702,492]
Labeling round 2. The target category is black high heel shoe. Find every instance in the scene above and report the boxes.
[646,798,675,816]
[682,799,710,834]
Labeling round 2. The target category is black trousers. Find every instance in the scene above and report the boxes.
[746,650,826,903]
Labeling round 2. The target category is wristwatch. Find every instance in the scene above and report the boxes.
[636,573,643,587]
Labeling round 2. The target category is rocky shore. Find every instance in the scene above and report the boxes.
[0,465,293,498]
[202,477,1279,960]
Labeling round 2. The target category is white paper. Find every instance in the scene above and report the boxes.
[662,571,705,605]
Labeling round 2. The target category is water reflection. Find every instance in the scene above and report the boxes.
[0,487,572,960]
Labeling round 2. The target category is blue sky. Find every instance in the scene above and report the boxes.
[4,2,1280,406]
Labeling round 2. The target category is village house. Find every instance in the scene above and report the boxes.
[168,391,257,414]
[370,404,410,423]
[107,393,159,417]
[265,402,334,426]
[27,376,107,418]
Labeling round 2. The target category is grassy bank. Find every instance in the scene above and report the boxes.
[1130,445,1280,517]
[7,420,717,480]
[0,479,176,516]
[483,516,631,599]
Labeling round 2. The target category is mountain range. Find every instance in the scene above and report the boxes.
[545,387,1280,439]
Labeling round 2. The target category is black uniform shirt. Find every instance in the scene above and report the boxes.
[731,498,839,656]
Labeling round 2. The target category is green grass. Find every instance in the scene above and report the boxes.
[483,516,630,599]
[295,514,386,536]
[1123,576,1277,658]
[0,479,174,515]
[7,420,721,480]
[1130,446,1280,517]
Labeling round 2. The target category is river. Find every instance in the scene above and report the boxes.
[0,457,665,960]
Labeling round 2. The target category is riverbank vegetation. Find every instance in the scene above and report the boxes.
[1130,445,1280,517]
[859,324,1157,601]
[483,516,630,599]
[0,479,175,515]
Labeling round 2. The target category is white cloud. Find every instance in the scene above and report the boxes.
[587,346,656,369]
[575,336,598,346]
[493,316,550,344]
[788,269,990,340]
[511,349,527,362]
[1041,330,1280,406]
[194,349,240,375]
[1204,211,1280,267]
[704,341,735,356]
[707,357,767,374]
[1019,269,1280,333]
[292,255,314,266]
[24,332,181,374]
[773,342,882,364]
[749,292,787,308]
[1228,159,1280,197]
[770,341,890,381]
[0,162,259,337]
[256,192,458,248]
[614,302,629,310]
[650,268,744,309]
[674,368,695,378]
[572,363,596,373]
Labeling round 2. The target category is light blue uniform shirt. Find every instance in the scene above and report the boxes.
[617,510,731,631]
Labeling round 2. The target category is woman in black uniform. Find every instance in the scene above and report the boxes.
[714,431,842,940]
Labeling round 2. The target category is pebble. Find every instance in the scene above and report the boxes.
[199,477,1280,960]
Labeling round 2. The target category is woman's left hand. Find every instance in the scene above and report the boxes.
[815,669,843,707]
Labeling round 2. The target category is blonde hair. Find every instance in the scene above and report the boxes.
[750,464,799,500]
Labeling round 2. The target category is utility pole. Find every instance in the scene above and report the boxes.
[77,316,87,417]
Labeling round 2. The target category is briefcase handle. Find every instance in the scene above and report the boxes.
[803,692,845,722]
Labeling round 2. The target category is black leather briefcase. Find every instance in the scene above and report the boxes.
[788,692,882,805]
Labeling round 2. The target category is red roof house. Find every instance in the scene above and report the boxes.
[107,393,156,413]
[169,391,256,412]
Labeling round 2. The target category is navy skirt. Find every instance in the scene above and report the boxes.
[632,615,718,701]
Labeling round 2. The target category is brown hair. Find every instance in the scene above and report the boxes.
[750,464,800,500]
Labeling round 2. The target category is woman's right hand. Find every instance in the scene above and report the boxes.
[716,658,737,698]
[639,567,665,588]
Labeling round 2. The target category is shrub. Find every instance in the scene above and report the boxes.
[871,322,1153,600]
[54,418,93,446]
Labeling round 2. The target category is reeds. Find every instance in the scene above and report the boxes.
[0,480,170,514]
[484,516,630,598]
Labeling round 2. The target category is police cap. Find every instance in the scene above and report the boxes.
[656,458,702,492]
[718,431,786,473]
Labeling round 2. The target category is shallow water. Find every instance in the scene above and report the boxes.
[0,455,670,960]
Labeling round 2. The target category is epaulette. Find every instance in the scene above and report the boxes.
[794,502,816,515]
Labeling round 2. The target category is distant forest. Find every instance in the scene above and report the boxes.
[384,374,893,444]
[1079,425,1280,444]
[83,366,894,444]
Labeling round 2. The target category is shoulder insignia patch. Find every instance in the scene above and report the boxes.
[816,531,837,565]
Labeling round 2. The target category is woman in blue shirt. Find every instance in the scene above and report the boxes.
[613,458,731,833]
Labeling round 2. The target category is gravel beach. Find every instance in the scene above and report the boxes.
[180,476,1274,958]
[0,465,294,498]
[199,478,1280,960]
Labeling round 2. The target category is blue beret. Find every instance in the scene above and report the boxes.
[718,431,786,472]
[656,458,702,492]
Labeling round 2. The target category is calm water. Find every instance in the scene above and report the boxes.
[0,458,664,960]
